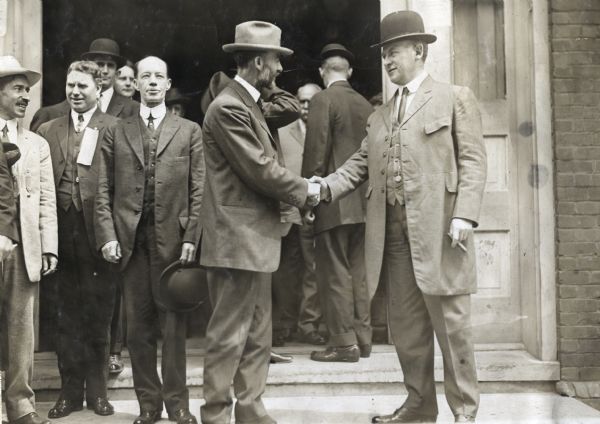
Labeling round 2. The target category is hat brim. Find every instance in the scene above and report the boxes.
[371,33,437,48]
[321,49,355,64]
[222,43,293,56]
[81,51,126,68]
[0,70,42,87]
[158,261,207,313]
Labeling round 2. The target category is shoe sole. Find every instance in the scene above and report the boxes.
[48,405,83,419]
[310,356,359,362]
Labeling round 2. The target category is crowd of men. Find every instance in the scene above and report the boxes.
[0,10,486,424]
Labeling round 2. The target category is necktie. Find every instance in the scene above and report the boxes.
[2,124,19,199]
[1,124,8,144]
[257,99,264,112]
[98,93,104,112]
[147,113,155,131]
[75,114,85,133]
[397,86,409,123]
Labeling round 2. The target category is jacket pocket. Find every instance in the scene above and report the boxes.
[365,185,373,199]
[445,172,458,193]
[424,116,451,135]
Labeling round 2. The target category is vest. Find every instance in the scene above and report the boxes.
[385,125,405,206]
[57,122,84,211]
[139,116,163,224]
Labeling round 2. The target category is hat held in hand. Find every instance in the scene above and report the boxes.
[159,261,208,313]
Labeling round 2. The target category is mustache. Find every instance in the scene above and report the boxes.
[16,100,29,107]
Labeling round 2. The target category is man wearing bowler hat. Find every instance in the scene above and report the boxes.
[30,38,137,132]
[0,55,58,424]
[200,21,321,424]
[302,43,373,362]
[310,10,486,423]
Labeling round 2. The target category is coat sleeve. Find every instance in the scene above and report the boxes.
[261,85,301,130]
[206,100,308,209]
[0,144,18,242]
[94,123,118,250]
[301,92,331,178]
[451,86,487,226]
[183,122,204,245]
[38,139,58,256]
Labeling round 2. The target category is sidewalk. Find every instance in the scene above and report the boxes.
[18,393,600,424]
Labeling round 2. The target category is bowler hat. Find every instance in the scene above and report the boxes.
[158,261,208,313]
[2,143,21,167]
[320,43,355,64]
[165,87,190,106]
[372,10,437,48]
[81,38,126,67]
[0,56,41,86]
[223,21,293,56]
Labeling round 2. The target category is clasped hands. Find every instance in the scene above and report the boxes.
[102,240,196,265]
[304,176,330,208]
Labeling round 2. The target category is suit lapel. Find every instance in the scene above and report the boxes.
[156,112,180,156]
[106,93,124,117]
[400,76,433,127]
[380,94,395,132]
[54,115,70,161]
[122,117,145,166]
[290,120,304,147]
[230,81,277,148]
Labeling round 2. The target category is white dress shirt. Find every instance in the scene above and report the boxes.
[234,75,261,103]
[139,102,167,128]
[392,69,429,122]
[0,117,18,145]
[70,106,97,131]
[98,87,114,113]
[326,76,347,88]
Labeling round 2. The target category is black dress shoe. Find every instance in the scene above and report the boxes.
[11,412,51,424]
[299,331,326,345]
[270,351,293,363]
[47,398,83,418]
[133,410,161,424]
[108,353,124,375]
[310,345,360,362]
[359,343,372,358]
[371,407,437,423]
[168,408,198,424]
[87,397,115,416]
[272,329,291,347]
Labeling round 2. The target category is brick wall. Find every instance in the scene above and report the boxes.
[551,0,600,410]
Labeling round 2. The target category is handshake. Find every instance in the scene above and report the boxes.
[304,176,330,208]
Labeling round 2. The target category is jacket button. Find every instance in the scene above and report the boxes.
[137,165,142,171]
[380,188,385,193]
[383,151,387,157]
[380,169,385,175]
[135,187,141,192]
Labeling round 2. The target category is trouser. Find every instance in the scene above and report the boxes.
[315,223,371,347]
[384,202,479,418]
[55,207,115,402]
[109,280,125,355]
[122,221,189,414]
[201,268,273,424]
[297,223,322,335]
[272,225,302,334]
[0,244,37,421]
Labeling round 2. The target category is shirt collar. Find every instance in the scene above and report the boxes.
[139,102,167,120]
[70,106,97,129]
[234,75,261,103]
[0,117,18,144]
[326,77,347,88]
[400,70,428,95]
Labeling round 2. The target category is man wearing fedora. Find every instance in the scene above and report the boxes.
[200,21,320,424]
[0,56,58,424]
[30,38,137,132]
[37,60,119,420]
[302,43,373,363]
[312,10,486,423]
[95,55,203,424]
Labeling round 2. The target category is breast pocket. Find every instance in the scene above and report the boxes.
[424,116,451,135]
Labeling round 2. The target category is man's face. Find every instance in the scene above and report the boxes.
[0,75,31,120]
[256,51,283,89]
[115,65,135,98]
[135,57,171,107]
[382,40,420,86]
[297,85,320,122]
[89,54,117,91]
[168,103,186,117]
[66,70,101,113]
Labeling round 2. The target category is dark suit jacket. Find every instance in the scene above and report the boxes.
[37,109,117,252]
[95,110,204,270]
[30,94,138,132]
[0,145,18,241]
[200,80,308,273]
[301,80,373,233]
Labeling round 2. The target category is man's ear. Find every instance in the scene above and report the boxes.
[133,78,140,92]
[318,67,324,79]
[254,55,264,70]
[166,78,172,92]
[414,43,424,60]
[348,67,353,79]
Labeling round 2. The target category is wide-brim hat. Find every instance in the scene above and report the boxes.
[371,10,437,48]
[223,21,293,56]
[81,38,126,67]
[0,56,41,86]
[158,261,208,313]
[165,87,190,106]
[320,43,355,64]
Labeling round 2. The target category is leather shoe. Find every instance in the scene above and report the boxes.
[47,398,83,418]
[371,407,437,423]
[310,345,360,362]
[133,410,161,424]
[168,408,198,423]
[87,397,114,416]
[108,354,124,375]
[11,412,51,424]
[270,351,293,363]
[455,415,475,422]
[359,343,372,358]
[299,331,326,345]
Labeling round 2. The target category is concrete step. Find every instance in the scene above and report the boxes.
[11,393,600,423]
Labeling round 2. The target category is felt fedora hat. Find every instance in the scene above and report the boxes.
[223,21,293,56]
[165,87,190,106]
[158,261,208,313]
[81,38,126,67]
[2,143,21,167]
[372,10,437,48]
[320,43,355,64]
[200,71,233,114]
[0,56,41,86]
